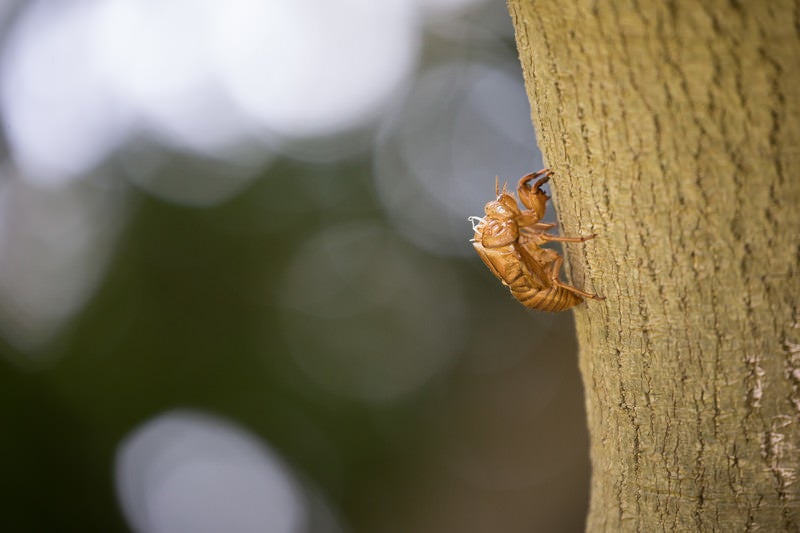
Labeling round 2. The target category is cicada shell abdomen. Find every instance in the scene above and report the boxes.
[514,285,583,312]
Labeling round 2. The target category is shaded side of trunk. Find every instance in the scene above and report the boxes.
[508,1,800,530]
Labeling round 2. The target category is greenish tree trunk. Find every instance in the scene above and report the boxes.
[507,1,800,530]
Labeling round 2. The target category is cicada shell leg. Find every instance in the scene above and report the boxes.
[531,222,557,230]
[518,168,552,190]
[547,256,606,301]
[540,232,598,243]
[517,169,552,220]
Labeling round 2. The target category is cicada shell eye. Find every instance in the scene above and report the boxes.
[483,201,502,218]
[485,195,520,220]
[499,194,520,211]
[484,203,509,220]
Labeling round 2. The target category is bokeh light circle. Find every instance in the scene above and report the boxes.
[374,61,543,257]
[0,1,131,185]
[280,221,465,403]
[213,0,421,139]
[115,410,314,533]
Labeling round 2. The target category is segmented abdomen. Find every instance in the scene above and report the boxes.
[473,241,583,312]
[514,285,582,312]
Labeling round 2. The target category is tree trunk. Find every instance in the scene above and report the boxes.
[507,1,800,530]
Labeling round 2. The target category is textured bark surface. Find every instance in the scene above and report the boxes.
[507,1,800,531]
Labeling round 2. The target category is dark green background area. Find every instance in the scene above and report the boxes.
[0,157,589,532]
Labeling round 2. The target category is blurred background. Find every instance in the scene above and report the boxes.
[0,0,590,531]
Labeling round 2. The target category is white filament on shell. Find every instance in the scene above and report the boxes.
[468,216,484,232]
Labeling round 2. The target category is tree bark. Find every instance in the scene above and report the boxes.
[507,1,800,531]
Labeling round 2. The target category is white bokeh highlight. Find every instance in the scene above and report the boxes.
[116,410,338,533]
[0,169,127,356]
[213,0,420,139]
[90,0,260,156]
[1,0,425,186]
[118,141,269,207]
[0,1,131,185]
[280,222,465,403]
[374,61,543,257]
